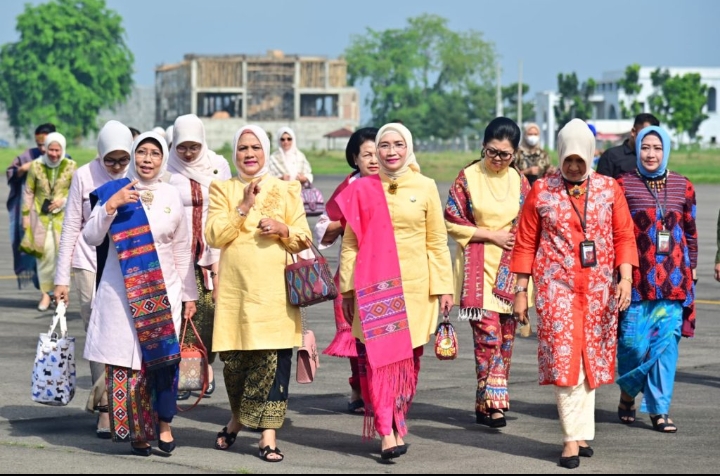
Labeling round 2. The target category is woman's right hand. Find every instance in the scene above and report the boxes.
[342,297,354,325]
[239,178,261,212]
[105,179,139,214]
[491,230,515,251]
[513,292,529,324]
[54,285,70,305]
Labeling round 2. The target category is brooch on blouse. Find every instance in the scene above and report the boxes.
[140,190,154,208]
[388,181,398,195]
[568,185,586,198]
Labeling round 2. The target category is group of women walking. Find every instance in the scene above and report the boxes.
[22,112,697,469]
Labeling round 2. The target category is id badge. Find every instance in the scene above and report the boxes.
[580,241,597,268]
[656,231,671,255]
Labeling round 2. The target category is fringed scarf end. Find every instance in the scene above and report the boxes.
[322,329,359,358]
[458,308,484,321]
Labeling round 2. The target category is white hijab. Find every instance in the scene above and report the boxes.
[557,119,595,182]
[126,132,169,191]
[41,132,67,169]
[151,126,167,141]
[276,126,300,180]
[376,123,420,179]
[97,120,133,180]
[234,125,270,182]
[167,114,222,188]
[165,125,174,147]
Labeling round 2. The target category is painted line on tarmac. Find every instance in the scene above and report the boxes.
[697,299,720,306]
[0,275,18,280]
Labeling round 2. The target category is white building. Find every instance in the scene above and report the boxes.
[536,66,720,149]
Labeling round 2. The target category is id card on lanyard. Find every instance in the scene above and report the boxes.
[566,181,595,268]
[642,179,670,256]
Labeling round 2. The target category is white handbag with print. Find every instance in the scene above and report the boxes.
[31,302,76,406]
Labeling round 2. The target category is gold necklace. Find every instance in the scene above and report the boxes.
[480,161,510,202]
[140,190,154,208]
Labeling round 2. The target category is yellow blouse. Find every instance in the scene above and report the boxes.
[445,162,531,313]
[205,175,311,351]
[340,172,454,348]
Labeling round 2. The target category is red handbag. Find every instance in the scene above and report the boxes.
[435,313,458,361]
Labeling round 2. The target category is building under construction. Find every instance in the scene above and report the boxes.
[155,51,360,150]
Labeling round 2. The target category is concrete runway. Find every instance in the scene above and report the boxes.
[0,175,718,474]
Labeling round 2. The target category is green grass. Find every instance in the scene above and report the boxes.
[2,147,719,184]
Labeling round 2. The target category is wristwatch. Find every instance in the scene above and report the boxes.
[210,271,218,279]
[513,285,528,294]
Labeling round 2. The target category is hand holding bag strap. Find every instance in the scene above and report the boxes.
[177,314,209,412]
[49,301,68,339]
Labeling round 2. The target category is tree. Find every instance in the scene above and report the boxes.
[501,83,535,123]
[554,73,596,131]
[0,0,134,141]
[345,14,497,139]
[649,68,709,142]
[619,63,643,119]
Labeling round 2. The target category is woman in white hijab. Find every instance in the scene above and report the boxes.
[268,127,314,184]
[54,120,133,438]
[167,114,232,400]
[205,125,311,462]
[21,132,77,311]
[83,131,198,456]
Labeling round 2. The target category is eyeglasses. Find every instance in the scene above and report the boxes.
[378,142,407,152]
[135,149,163,159]
[484,148,514,161]
[103,157,131,167]
[280,137,293,142]
[176,144,202,154]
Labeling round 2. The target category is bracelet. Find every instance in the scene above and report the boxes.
[621,276,632,283]
[236,207,247,217]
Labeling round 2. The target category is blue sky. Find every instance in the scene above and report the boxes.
[2,0,719,121]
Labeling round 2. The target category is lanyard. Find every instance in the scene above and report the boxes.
[565,181,590,237]
[641,179,668,230]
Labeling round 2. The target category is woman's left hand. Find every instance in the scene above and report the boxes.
[616,280,632,312]
[297,173,308,184]
[258,217,289,238]
[183,301,197,320]
[48,198,64,213]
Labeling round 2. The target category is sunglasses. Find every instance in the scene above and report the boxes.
[280,137,293,142]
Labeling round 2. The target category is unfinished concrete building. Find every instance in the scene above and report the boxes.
[155,51,360,150]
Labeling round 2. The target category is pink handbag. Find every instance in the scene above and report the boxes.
[296,310,319,384]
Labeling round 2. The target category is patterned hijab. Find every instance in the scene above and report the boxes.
[126,132,169,191]
[635,126,671,179]
[41,132,67,169]
[376,122,420,179]
[234,125,270,182]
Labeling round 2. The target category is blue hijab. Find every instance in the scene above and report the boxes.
[635,126,671,178]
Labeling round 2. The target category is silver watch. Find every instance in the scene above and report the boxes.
[513,285,528,294]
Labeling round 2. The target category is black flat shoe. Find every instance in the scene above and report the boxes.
[559,455,580,469]
[578,445,593,458]
[397,443,410,455]
[158,439,175,454]
[476,410,507,428]
[205,377,215,396]
[380,446,400,460]
[176,391,191,401]
[130,443,152,457]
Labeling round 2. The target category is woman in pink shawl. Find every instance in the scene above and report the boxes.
[333,123,454,461]
[314,127,379,415]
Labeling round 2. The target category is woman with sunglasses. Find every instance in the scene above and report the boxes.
[168,114,232,401]
[53,120,134,438]
[444,117,531,429]
[268,127,313,185]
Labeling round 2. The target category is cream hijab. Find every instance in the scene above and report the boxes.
[234,125,271,182]
[97,120,133,180]
[126,132,169,191]
[376,123,420,179]
[167,114,222,188]
[557,119,595,182]
[41,132,67,169]
[275,126,300,180]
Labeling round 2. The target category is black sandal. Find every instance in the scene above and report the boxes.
[214,426,238,450]
[347,398,365,414]
[96,405,111,440]
[618,397,636,424]
[650,414,677,433]
[476,409,507,428]
[258,445,284,462]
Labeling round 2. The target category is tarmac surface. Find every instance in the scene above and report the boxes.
[0,175,719,474]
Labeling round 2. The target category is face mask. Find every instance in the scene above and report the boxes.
[525,135,540,147]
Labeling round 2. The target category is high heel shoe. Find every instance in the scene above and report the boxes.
[95,405,111,440]
[130,443,152,457]
[158,439,176,454]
